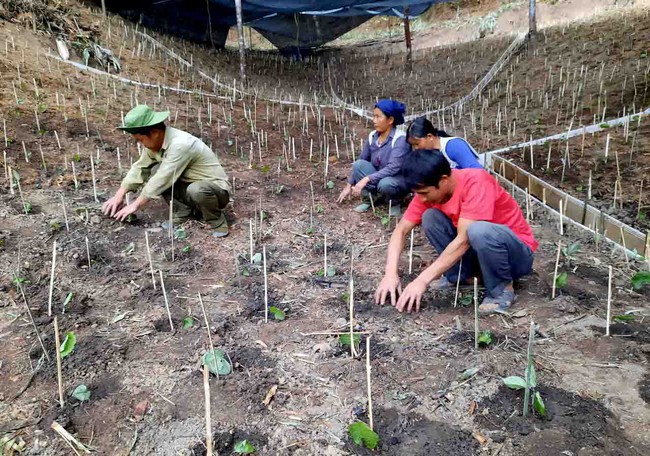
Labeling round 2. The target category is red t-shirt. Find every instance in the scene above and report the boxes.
[403,169,539,252]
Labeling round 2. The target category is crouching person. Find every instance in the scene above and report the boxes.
[102,105,231,237]
[374,150,538,314]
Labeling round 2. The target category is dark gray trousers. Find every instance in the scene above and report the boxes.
[421,208,534,297]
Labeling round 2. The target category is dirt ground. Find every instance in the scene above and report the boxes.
[1,2,649,456]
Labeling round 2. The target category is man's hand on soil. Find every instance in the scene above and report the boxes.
[337,184,352,203]
[351,177,369,197]
[113,203,138,222]
[374,273,402,307]
[102,196,124,217]
[395,278,427,313]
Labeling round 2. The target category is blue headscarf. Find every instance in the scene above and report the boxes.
[375,99,406,126]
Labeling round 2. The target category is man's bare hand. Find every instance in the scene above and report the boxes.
[395,278,427,313]
[337,184,352,203]
[351,177,369,197]
[102,196,124,217]
[113,203,138,222]
[374,273,402,307]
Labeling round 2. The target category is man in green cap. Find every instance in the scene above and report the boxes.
[102,105,231,237]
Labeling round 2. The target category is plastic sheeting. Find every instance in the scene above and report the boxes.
[104,0,449,53]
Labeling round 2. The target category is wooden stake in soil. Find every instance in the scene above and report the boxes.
[198,293,216,358]
[51,421,91,455]
[551,240,562,299]
[263,245,268,324]
[90,155,99,202]
[323,234,327,276]
[473,277,479,350]
[145,231,156,290]
[408,229,414,274]
[158,270,174,331]
[523,320,535,417]
[60,194,69,231]
[203,365,213,456]
[249,219,254,263]
[48,241,57,316]
[605,265,612,337]
[558,200,564,236]
[348,276,358,358]
[453,259,463,308]
[53,316,65,407]
[365,335,374,431]
[15,275,50,361]
[85,236,91,269]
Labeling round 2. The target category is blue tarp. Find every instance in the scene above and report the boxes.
[106,0,449,53]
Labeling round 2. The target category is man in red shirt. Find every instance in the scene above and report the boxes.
[375,150,537,314]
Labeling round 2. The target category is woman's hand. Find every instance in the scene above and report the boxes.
[337,184,353,203]
[352,177,370,197]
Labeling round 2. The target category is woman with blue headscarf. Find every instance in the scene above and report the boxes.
[337,99,409,215]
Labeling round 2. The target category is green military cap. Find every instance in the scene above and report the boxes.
[118,105,169,132]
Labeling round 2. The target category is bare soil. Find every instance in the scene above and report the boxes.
[0,2,649,456]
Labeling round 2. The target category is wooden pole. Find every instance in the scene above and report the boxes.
[234,0,247,82]
[529,0,537,43]
[53,316,65,407]
[203,365,213,456]
[605,266,612,336]
[145,231,156,290]
[365,335,374,431]
[403,7,413,71]
[48,241,57,316]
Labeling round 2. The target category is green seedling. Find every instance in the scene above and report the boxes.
[260,165,270,173]
[234,440,255,454]
[203,349,232,376]
[24,202,33,214]
[561,241,581,261]
[269,306,286,321]
[326,180,335,189]
[181,245,192,254]
[478,330,493,346]
[62,293,73,312]
[555,271,568,289]
[339,333,361,349]
[631,271,650,290]
[275,184,285,194]
[380,215,390,226]
[305,226,315,235]
[251,252,262,264]
[460,367,480,380]
[12,276,27,286]
[71,384,91,402]
[60,332,77,359]
[613,314,635,322]
[182,317,194,329]
[50,220,62,232]
[348,421,379,450]
[174,227,188,240]
[340,292,349,304]
[73,153,81,162]
[317,267,336,277]
[315,204,324,214]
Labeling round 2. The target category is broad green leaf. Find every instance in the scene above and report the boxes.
[478,330,493,346]
[203,349,231,375]
[340,292,349,303]
[269,306,286,321]
[348,421,379,450]
[326,180,335,189]
[182,317,194,329]
[72,384,91,402]
[339,333,361,347]
[326,266,336,277]
[181,245,192,254]
[631,271,650,290]
[251,252,262,264]
[381,216,390,226]
[503,376,527,390]
[525,364,537,388]
[533,391,546,417]
[460,367,479,380]
[562,241,581,258]
[613,314,635,322]
[234,439,255,454]
[60,332,77,359]
[555,271,568,288]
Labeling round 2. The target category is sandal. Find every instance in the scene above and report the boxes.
[478,289,516,314]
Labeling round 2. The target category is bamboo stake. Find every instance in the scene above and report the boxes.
[365,335,374,431]
[348,276,358,358]
[605,266,612,336]
[48,241,57,316]
[453,259,463,308]
[408,229,414,274]
[203,365,213,456]
[85,236,91,268]
[263,245,268,323]
[249,219,254,263]
[523,320,534,417]
[323,234,327,276]
[51,421,91,455]
[145,231,156,290]
[159,270,174,331]
[60,194,69,231]
[53,316,65,407]
[473,277,479,350]
[71,161,78,190]
[90,155,98,202]
[551,240,562,299]
[14,274,50,361]
[198,293,216,359]
[559,200,564,235]
[637,179,644,220]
